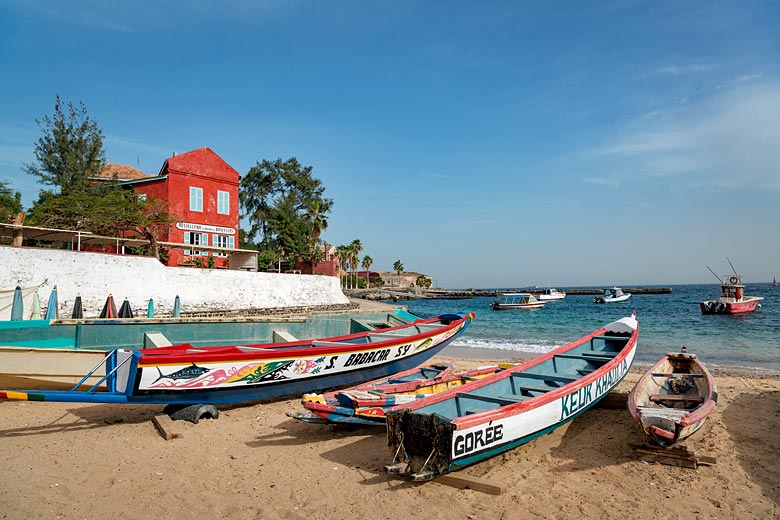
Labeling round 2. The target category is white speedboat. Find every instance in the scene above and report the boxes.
[538,288,566,301]
[490,293,545,310]
[594,287,631,304]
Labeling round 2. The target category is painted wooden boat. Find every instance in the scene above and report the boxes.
[490,293,545,310]
[627,350,717,446]
[0,313,473,405]
[593,287,631,304]
[700,274,763,314]
[291,363,511,425]
[0,309,418,389]
[385,313,638,480]
[537,288,566,301]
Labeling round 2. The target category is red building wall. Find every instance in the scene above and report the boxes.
[132,147,240,267]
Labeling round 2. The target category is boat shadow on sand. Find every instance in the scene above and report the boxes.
[246,418,409,487]
[0,403,165,437]
[720,391,780,503]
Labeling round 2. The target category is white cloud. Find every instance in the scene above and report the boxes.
[589,82,780,191]
[656,64,717,75]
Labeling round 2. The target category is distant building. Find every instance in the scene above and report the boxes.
[94,147,240,268]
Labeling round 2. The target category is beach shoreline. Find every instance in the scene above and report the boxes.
[1,352,778,519]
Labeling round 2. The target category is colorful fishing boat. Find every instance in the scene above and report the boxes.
[700,268,763,314]
[593,287,631,304]
[0,313,473,406]
[385,313,638,481]
[291,363,511,425]
[627,350,717,446]
[490,293,545,310]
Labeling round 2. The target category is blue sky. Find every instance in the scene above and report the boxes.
[1,1,779,288]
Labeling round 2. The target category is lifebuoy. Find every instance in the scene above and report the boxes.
[728,276,739,284]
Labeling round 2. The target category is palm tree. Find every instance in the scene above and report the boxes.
[335,245,350,288]
[349,239,363,290]
[361,255,373,288]
[393,260,404,287]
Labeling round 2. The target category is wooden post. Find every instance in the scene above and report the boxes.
[11,212,25,247]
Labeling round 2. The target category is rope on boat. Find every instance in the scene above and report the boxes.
[418,446,437,474]
[392,432,409,464]
[668,377,694,394]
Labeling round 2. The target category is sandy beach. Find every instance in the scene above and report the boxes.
[1,347,778,520]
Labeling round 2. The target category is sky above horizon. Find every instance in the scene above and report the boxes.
[1,1,779,289]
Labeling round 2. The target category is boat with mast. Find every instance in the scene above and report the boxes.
[700,260,764,315]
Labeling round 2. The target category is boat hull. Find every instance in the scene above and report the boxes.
[386,314,639,480]
[0,313,474,406]
[700,297,761,314]
[627,352,717,446]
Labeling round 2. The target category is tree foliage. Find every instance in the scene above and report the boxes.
[240,157,333,266]
[0,181,23,223]
[23,95,105,194]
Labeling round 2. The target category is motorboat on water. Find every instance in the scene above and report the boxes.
[538,288,566,301]
[700,273,763,315]
[594,287,631,304]
[490,293,545,310]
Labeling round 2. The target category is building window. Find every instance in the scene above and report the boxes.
[189,187,203,212]
[213,234,235,257]
[184,232,208,257]
[217,190,230,215]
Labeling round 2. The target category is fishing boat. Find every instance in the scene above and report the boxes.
[627,350,717,446]
[773,276,777,287]
[385,312,638,481]
[537,288,566,301]
[291,363,511,425]
[0,313,473,406]
[700,265,763,314]
[0,309,423,389]
[593,287,631,304]
[490,293,545,310]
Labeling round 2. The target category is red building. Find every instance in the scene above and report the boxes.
[103,147,240,268]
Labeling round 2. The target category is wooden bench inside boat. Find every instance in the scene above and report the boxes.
[455,392,527,414]
[651,373,704,378]
[553,353,611,364]
[514,372,579,384]
[649,394,704,403]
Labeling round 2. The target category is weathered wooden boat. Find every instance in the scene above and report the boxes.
[700,271,763,314]
[385,312,638,480]
[291,363,511,425]
[0,313,473,405]
[0,309,420,389]
[593,287,631,304]
[490,293,545,310]
[627,350,717,446]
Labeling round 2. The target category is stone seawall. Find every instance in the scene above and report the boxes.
[1,246,349,318]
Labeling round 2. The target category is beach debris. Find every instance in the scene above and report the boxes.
[630,442,717,469]
[152,414,183,440]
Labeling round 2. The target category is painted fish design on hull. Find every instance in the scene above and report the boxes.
[153,363,211,384]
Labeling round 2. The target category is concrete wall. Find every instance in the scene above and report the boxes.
[0,246,349,318]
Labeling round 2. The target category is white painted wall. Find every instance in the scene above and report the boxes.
[0,246,349,318]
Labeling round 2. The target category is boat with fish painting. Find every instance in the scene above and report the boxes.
[385,313,638,481]
[291,362,511,425]
[0,313,473,406]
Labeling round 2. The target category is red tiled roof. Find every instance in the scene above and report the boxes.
[98,163,153,181]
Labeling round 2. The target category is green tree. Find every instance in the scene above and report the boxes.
[349,239,363,290]
[416,275,432,288]
[392,259,404,287]
[240,157,333,267]
[336,244,350,288]
[0,181,23,223]
[361,254,373,287]
[23,95,105,194]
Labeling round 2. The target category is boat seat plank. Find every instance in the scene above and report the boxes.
[649,394,704,403]
[591,335,629,342]
[455,393,519,406]
[651,373,704,378]
[582,351,619,358]
[576,368,595,375]
[415,323,446,330]
[366,332,410,339]
[518,385,556,394]
[513,372,579,384]
[554,354,609,364]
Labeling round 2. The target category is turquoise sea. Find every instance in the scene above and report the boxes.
[401,284,780,375]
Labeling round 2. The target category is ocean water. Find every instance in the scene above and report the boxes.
[401,284,780,375]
